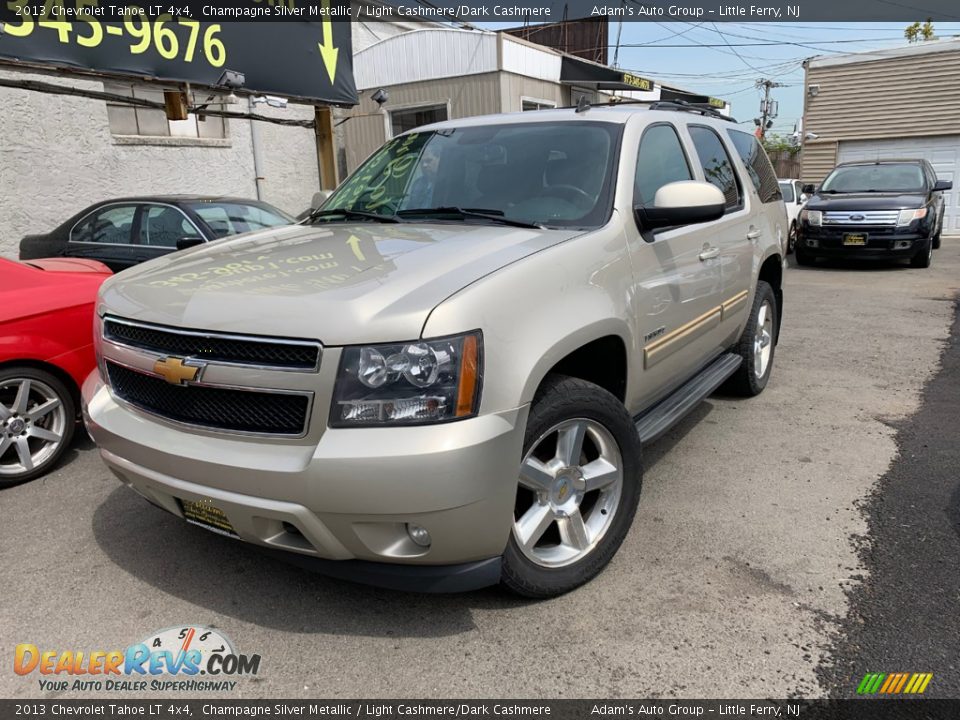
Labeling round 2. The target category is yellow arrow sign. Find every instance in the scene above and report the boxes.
[318,0,338,84]
[346,235,365,262]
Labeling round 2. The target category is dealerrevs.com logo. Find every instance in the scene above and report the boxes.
[14,625,261,693]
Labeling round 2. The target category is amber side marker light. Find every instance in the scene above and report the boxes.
[455,334,480,417]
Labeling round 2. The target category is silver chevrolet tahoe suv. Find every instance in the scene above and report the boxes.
[83,103,786,597]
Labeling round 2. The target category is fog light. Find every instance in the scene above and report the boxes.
[406,524,432,548]
[894,240,912,250]
[806,238,819,248]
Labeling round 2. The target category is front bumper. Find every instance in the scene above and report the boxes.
[82,371,528,592]
[798,226,927,259]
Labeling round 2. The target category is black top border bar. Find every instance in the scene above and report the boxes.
[2,1,960,23]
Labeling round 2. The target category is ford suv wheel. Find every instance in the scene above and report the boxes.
[501,375,642,598]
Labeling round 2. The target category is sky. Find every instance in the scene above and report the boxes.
[482,21,960,137]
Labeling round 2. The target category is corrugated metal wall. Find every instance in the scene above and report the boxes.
[800,142,838,184]
[801,44,960,181]
[341,73,502,173]
[500,73,570,112]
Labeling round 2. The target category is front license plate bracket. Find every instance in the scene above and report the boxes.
[180,498,239,538]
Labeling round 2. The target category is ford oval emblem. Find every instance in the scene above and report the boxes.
[850,214,865,221]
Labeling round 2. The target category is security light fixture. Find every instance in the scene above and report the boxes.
[807,84,820,97]
[805,131,819,141]
[371,88,389,107]
[216,70,246,90]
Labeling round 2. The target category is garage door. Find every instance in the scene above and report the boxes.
[838,136,960,236]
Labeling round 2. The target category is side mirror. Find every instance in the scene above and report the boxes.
[311,190,332,210]
[635,181,726,231]
[934,180,953,192]
[175,237,204,251]
[802,183,816,195]
[798,194,809,204]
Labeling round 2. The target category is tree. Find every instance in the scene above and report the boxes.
[905,19,935,43]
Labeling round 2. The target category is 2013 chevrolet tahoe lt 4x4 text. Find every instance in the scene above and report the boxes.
[83,103,787,597]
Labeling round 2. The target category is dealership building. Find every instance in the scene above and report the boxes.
[801,38,960,235]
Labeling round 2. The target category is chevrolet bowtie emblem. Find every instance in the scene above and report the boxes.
[153,357,202,385]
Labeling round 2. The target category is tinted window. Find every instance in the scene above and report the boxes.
[821,164,926,193]
[188,203,292,238]
[141,206,203,247]
[689,126,741,209]
[71,205,138,245]
[390,105,448,136]
[323,122,621,229]
[778,181,795,203]
[634,124,693,206]
[729,130,782,203]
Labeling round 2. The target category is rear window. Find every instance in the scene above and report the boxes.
[779,181,795,203]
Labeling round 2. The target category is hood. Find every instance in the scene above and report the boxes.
[806,192,926,211]
[0,258,107,324]
[99,222,582,345]
[23,257,114,275]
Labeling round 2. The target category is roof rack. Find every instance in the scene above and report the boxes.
[570,98,737,123]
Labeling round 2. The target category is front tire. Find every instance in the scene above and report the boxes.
[787,222,797,254]
[910,239,932,269]
[501,375,642,598]
[723,281,778,397]
[0,367,76,488]
[794,244,814,266]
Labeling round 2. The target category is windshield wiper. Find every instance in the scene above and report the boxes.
[397,207,544,229]
[307,209,401,223]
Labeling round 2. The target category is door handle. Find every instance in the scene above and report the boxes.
[746,229,762,240]
[699,247,720,261]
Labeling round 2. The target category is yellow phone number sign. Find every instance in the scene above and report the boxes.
[4,0,226,67]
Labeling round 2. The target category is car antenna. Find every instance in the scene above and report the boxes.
[575,95,591,114]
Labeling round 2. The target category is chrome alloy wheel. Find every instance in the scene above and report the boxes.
[0,378,67,477]
[513,418,623,568]
[754,300,774,379]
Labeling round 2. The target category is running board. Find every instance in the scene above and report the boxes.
[634,353,742,444]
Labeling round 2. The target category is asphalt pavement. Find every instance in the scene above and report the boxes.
[2,244,959,699]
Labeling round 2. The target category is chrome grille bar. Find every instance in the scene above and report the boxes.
[822,211,899,226]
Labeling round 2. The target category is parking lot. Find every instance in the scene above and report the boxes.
[2,245,958,699]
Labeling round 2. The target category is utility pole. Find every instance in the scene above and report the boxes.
[756,79,782,139]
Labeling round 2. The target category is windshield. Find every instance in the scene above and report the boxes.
[821,164,926,193]
[778,181,795,203]
[188,202,294,238]
[320,122,622,229]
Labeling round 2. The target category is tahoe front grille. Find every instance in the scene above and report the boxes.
[106,362,311,436]
[104,317,320,370]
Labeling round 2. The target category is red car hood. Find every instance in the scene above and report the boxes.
[0,258,111,324]
[23,257,113,274]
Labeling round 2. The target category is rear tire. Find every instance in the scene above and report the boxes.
[910,239,932,269]
[0,367,76,488]
[723,281,778,398]
[932,222,942,250]
[501,375,642,598]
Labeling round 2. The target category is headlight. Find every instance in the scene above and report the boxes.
[800,209,822,227]
[897,207,927,226]
[331,332,482,426]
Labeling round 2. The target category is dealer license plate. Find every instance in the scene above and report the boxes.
[180,499,239,538]
[843,233,867,246]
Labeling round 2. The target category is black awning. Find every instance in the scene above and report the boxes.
[560,56,653,92]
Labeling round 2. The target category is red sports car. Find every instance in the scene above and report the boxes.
[1,257,112,487]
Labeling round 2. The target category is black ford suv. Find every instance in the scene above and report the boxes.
[795,159,951,269]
